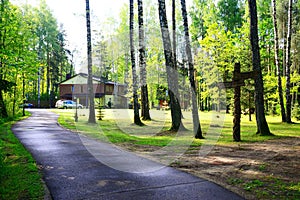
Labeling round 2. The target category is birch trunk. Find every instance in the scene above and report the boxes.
[285,0,293,123]
[138,0,151,120]
[86,0,96,123]
[272,0,286,122]
[157,0,183,131]
[180,0,204,139]
[130,0,144,126]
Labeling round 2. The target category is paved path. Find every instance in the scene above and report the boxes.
[12,109,243,200]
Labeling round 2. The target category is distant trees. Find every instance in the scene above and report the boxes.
[217,0,244,33]
[35,0,70,108]
[0,0,71,119]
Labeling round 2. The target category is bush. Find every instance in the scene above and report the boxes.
[292,103,300,121]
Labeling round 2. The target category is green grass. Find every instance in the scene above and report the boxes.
[0,112,44,200]
[53,109,300,147]
[57,111,174,147]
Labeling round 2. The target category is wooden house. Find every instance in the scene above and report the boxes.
[59,73,127,108]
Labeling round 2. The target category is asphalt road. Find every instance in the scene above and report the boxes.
[12,109,243,200]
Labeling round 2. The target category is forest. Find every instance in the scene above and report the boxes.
[0,0,300,128]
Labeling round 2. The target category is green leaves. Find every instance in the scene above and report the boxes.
[0,1,70,117]
[0,80,16,92]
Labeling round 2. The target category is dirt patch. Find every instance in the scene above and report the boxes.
[119,137,300,199]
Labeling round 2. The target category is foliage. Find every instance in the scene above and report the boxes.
[292,103,300,120]
[156,84,169,101]
[0,1,71,118]
[217,0,244,33]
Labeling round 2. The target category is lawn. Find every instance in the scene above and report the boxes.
[53,108,298,146]
[0,113,45,200]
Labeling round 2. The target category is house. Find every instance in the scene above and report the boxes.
[59,73,127,108]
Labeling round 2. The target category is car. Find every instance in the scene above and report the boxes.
[55,100,64,108]
[58,100,83,109]
[19,103,34,108]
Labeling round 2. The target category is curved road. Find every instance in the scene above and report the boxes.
[12,109,243,200]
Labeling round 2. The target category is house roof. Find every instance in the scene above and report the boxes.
[60,73,117,85]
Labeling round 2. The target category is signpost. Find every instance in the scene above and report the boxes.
[74,96,78,122]
[219,63,257,141]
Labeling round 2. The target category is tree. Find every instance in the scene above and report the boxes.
[272,0,286,122]
[157,0,184,131]
[0,0,38,118]
[248,0,272,135]
[285,0,293,123]
[85,0,96,123]
[180,0,204,139]
[130,0,144,126]
[189,0,209,43]
[217,0,244,33]
[138,0,151,120]
[0,0,13,118]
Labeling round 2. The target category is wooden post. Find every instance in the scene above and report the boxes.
[218,63,257,141]
[233,63,241,141]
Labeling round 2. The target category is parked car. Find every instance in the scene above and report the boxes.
[57,100,83,109]
[55,100,64,108]
[19,103,34,108]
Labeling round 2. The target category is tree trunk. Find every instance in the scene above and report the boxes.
[272,0,286,122]
[130,0,144,126]
[171,0,184,121]
[282,17,286,77]
[0,1,8,118]
[46,50,50,104]
[248,0,272,135]
[0,68,8,118]
[157,0,184,132]
[180,0,204,139]
[138,0,151,121]
[172,0,176,70]
[285,0,293,123]
[86,0,96,123]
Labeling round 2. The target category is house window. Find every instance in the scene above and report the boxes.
[81,85,83,93]
[106,85,113,92]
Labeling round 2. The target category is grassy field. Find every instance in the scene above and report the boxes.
[0,113,45,200]
[53,108,299,146]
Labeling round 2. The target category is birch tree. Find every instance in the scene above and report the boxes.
[130,0,144,126]
[272,0,286,122]
[138,0,151,120]
[285,0,293,123]
[157,0,184,131]
[85,0,96,123]
[180,0,204,139]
